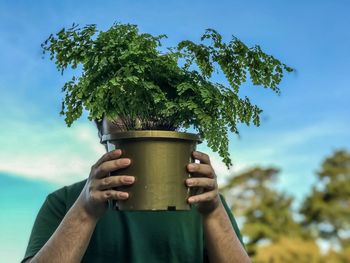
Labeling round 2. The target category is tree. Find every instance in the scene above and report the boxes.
[323,248,350,263]
[300,149,350,249]
[254,237,321,263]
[221,167,305,256]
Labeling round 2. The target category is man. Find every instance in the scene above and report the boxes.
[22,117,250,263]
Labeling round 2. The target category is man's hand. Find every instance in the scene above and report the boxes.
[26,149,133,263]
[187,151,251,262]
[186,151,221,215]
[77,149,134,220]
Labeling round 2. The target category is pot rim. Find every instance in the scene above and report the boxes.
[101,130,202,143]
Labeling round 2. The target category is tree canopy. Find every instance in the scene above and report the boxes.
[221,149,350,262]
[221,167,304,256]
[300,150,350,249]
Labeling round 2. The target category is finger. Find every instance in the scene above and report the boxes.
[188,190,218,204]
[97,189,130,201]
[97,175,135,190]
[94,158,131,179]
[186,178,216,190]
[94,149,122,168]
[187,163,215,178]
[192,151,211,165]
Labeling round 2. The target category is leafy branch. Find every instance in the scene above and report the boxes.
[42,23,293,168]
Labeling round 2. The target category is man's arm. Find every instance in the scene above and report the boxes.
[186,151,251,263]
[203,203,249,263]
[24,200,97,263]
[24,149,134,263]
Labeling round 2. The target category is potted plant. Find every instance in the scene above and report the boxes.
[42,23,292,210]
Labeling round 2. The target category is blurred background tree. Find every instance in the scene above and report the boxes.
[300,150,350,251]
[254,238,321,263]
[220,167,308,257]
[221,149,350,263]
[323,248,350,263]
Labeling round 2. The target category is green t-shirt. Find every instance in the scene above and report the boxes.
[22,180,243,263]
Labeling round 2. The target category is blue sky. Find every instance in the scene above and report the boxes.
[0,1,349,261]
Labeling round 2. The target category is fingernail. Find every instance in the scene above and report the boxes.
[119,192,129,199]
[187,179,194,186]
[188,197,195,203]
[188,164,196,170]
[122,159,131,165]
[123,176,135,183]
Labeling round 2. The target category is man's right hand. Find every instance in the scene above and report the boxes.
[77,149,134,220]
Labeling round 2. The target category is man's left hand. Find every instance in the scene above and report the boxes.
[186,151,221,215]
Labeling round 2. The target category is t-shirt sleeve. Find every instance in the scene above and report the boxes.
[21,189,67,262]
[219,194,245,247]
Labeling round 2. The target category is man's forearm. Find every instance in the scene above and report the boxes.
[27,199,97,263]
[203,203,251,263]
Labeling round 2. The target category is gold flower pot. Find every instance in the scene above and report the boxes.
[101,131,201,211]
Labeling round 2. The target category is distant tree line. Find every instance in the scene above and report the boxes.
[221,149,350,263]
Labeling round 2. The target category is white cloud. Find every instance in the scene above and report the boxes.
[0,117,105,185]
[194,120,350,200]
[210,155,249,187]
[229,120,349,168]
[196,144,249,186]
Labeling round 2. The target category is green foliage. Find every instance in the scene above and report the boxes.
[221,150,350,261]
[220,168,305,256]
[42,23,292,167]
[323,248,350,263]
[254,238,322,263]
[300,150,350,248]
